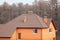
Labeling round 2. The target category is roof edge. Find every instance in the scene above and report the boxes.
[0,37,11,38]
[17,27,48,29]
[51,20,57,30]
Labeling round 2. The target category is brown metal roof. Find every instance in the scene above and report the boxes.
[0,13,51,37]
[0,24,16,37]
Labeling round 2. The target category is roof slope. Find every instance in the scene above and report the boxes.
[0,24,16,37]
[7,13,48,28]
[0,13,51,37]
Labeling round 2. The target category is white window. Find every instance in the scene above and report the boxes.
[33,28,37,34]
[49,28,52,33]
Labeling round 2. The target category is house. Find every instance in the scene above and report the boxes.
[0,11,56,40]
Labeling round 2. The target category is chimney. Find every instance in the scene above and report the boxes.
[23,16,27,23]
[28,11,33,14]
[43,16,48,23]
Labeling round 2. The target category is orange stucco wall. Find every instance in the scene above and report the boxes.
[16,29,42,40]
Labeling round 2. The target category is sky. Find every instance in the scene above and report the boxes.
[0,0,60,5]
[0,0,34,5]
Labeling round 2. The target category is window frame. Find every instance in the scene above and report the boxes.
[49,28,52,33]
[18,33,21,39]
[33,28,37,34]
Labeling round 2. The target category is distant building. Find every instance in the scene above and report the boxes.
[0,12,56,40]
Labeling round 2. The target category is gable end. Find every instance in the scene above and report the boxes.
[51,20,56,30]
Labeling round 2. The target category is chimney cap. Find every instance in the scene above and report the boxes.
[44,16,47,18]
[28,11,33,14]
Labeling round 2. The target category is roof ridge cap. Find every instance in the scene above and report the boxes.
[34,14,43,27]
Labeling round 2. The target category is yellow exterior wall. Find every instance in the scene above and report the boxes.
[42,22,56,40]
